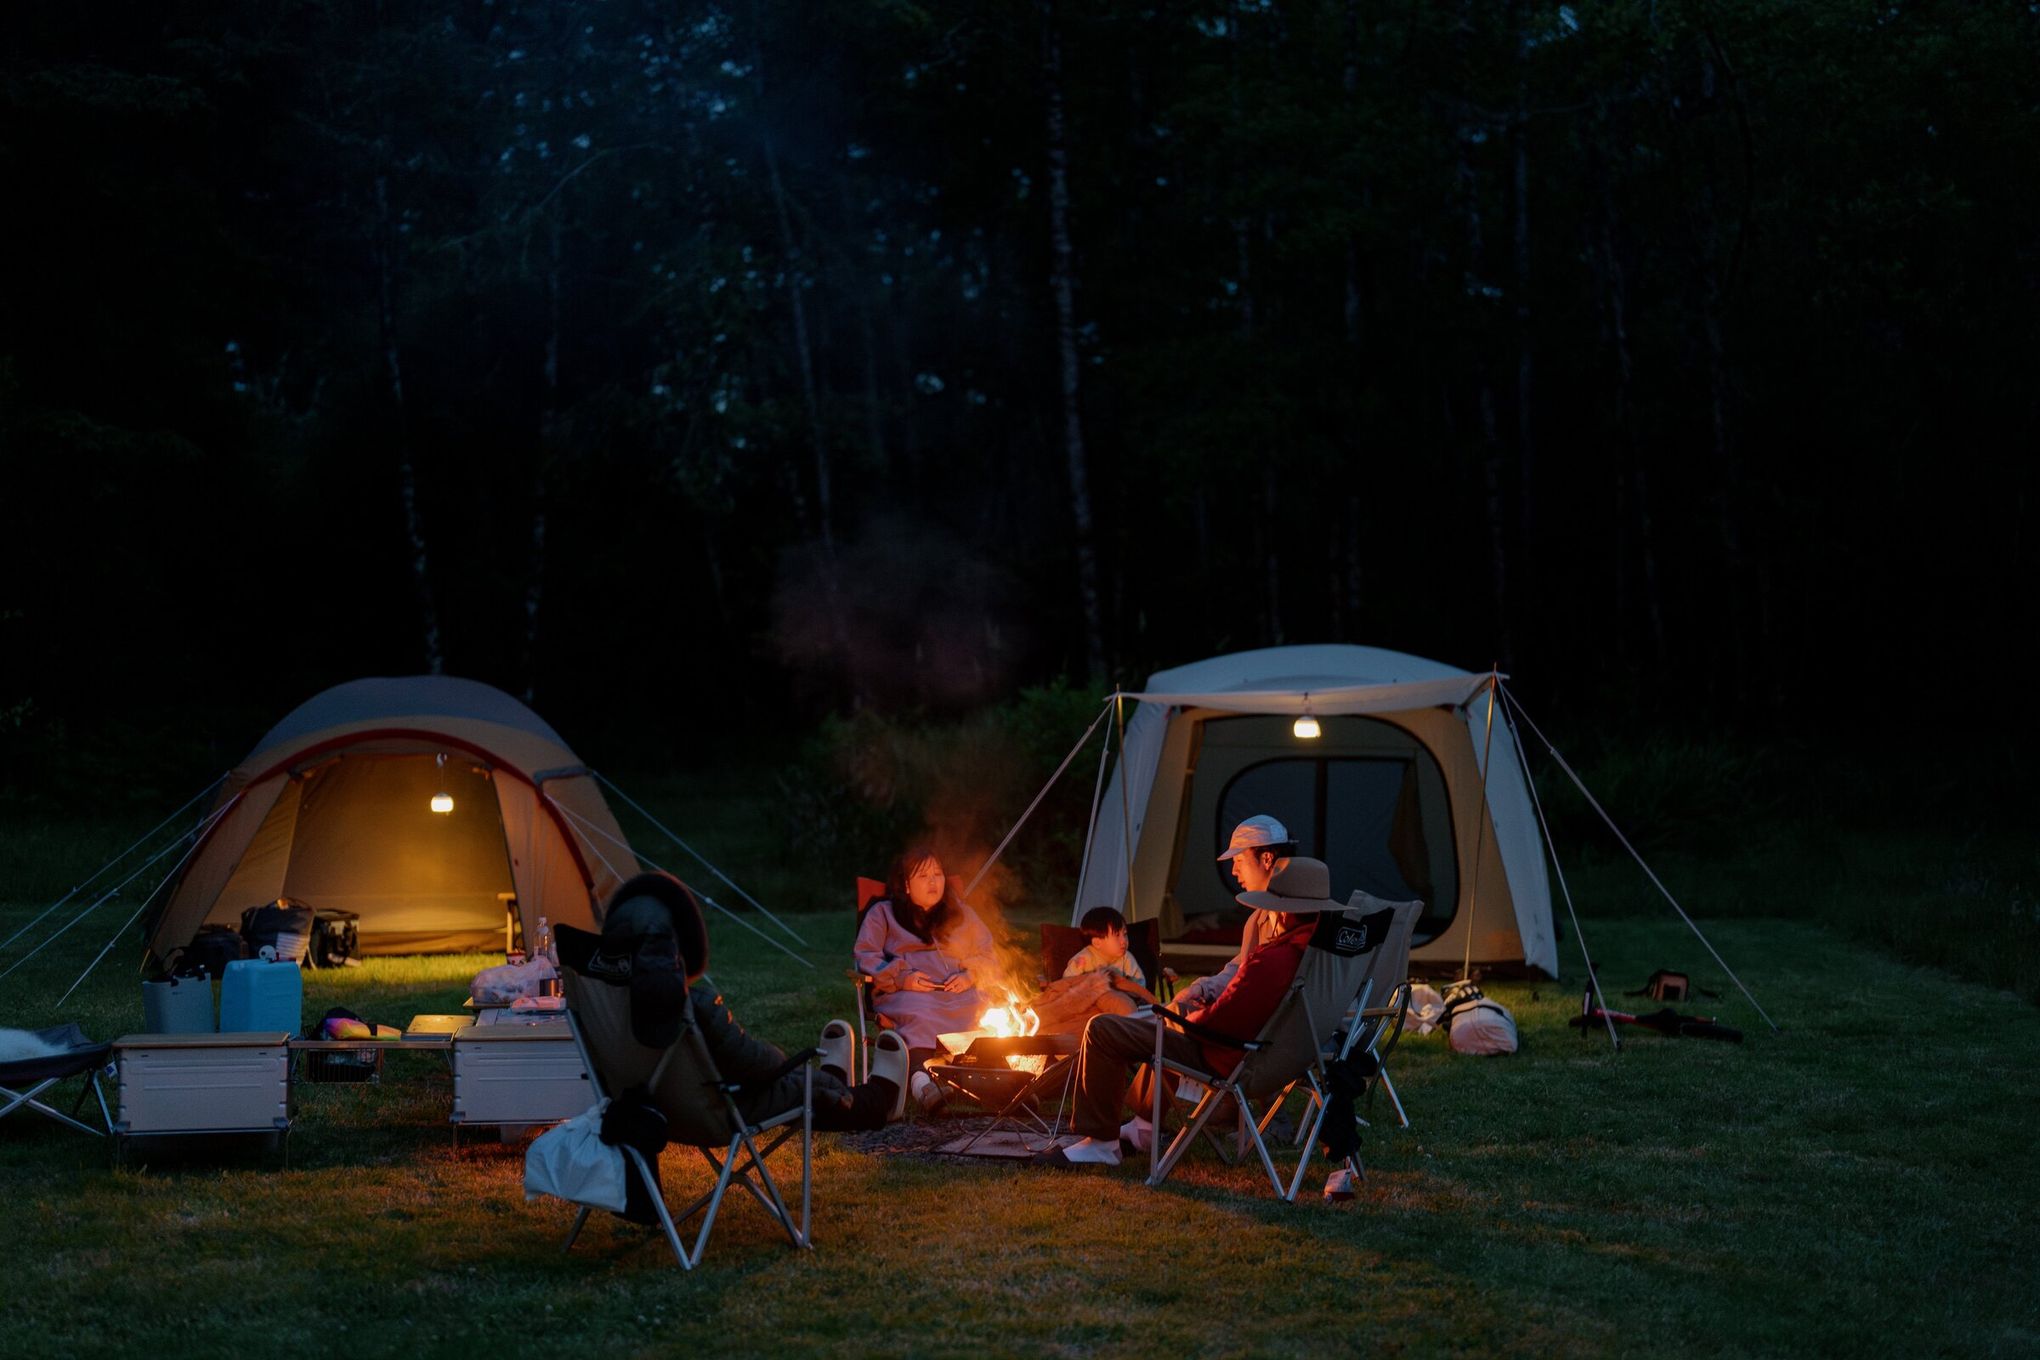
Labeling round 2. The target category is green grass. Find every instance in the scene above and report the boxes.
[3,793,2039,1358]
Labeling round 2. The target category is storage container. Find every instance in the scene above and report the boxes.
[219,957,303,1034]
[451,1017,589,1135]
[141,976,215,1034]
[113,1032,292,1137]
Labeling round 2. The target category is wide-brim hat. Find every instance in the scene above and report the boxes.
[1235,856,1344,914]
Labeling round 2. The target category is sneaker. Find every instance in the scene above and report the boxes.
[910,1070,945,1115]
[817,1018,854,1080]
[1118,1117,1154,1155]
[1323,1167,1358,1202]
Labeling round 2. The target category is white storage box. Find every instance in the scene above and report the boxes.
[114,1032,293,1137]
[450,1018,589,1133]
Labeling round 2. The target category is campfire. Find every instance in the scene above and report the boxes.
[937,990,1048,1072]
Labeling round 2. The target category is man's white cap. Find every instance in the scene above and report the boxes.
[1217,814,1290,861]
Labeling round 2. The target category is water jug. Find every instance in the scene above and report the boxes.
[219,957,303,1034]
[142,975,215,1033]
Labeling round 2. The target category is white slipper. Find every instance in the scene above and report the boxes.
[817,1018,854,1079]
[873,1031,912,1121]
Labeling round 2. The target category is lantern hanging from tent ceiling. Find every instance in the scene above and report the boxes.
[430,753,455,814]
[1292,693,1321,740]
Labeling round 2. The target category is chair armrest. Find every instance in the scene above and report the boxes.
[718,1045,825,1094]
[1149,1004,1262,1052]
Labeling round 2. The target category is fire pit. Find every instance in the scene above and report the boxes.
[928,1031,1079,1109]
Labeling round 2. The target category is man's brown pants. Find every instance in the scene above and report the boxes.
[1071,1011,1213,1139]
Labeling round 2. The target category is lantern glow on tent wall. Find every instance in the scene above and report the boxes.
[1292,694,1322,740]
[430,753,455,814]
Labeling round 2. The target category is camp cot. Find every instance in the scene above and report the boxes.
[1073,644,1557,978]
[142,676,640,965]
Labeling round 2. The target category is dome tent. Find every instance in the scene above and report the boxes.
[144,676,640,962]
[1074,645,1557,977]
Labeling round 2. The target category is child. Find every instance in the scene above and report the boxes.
[1062,906,1147,990]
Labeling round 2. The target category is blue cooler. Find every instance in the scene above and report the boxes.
[219,958,303,1034]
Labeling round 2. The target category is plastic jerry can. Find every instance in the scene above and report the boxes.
[219,957,303,1034]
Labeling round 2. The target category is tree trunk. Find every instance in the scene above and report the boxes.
[521,213,561,706]
[1510,7,1536,580]
[1459,137,1512,667]
[374,160,443,676]
[1042,0,1108,686]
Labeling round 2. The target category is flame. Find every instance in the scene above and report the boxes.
[976,989,1041,1066]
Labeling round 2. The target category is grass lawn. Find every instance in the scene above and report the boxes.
[3,813,2038,1357]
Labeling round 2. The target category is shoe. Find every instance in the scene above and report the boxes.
[873,1031,912,1121]
[817,1018,854,1080]
[1032,1137,1122,1169]
[1323,1167,1358,1202]
[1118,1117,1154,1155]
[910,1070,945,1115]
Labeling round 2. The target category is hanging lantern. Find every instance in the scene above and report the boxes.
[1293,693,1321,740]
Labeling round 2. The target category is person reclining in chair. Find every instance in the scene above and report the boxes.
[1172,815,1298,1012]
[1032,858,1335,1169]
[599,873,916,1129]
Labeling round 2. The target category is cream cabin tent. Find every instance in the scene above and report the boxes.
[144,677,640,963]
[1074,645,1557,977]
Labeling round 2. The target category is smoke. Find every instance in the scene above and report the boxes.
[769,511,1027,712]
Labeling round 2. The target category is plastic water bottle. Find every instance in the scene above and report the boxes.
[535,915,553,964]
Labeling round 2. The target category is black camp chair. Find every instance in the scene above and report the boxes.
[0,1024,114,1138]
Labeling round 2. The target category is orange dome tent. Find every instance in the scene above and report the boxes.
[143,676,640,963]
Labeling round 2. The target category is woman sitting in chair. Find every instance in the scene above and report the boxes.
[854,847,998,1113]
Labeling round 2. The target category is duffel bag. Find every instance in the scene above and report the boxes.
[1443,980,1519,1056]
[309,908,361,969]
[172,924,249,980]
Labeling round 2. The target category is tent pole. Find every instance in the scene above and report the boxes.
[1114,693,1139,924]
[1072,700,1116,922]
[0,777,222,958]
[1460,670,1501,982]
[1501,686,1781,1034]
[546,794,816,971]
[961,698,1113,903]
[1497,686,1622,1049]
[592,772,810,948]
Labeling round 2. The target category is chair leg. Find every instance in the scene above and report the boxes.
[1235,1096,1288,1199]
[562,1205,592,1253]
[1149,1083,1225,1187]
[1,1079,106,1138]
[1379,1069,1410,1128]
[625,1144,696,1270]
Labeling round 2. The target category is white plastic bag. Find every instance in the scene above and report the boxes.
[524,1101,627,1212]
[1405,984,1446,1035]
[472,957,558,1005]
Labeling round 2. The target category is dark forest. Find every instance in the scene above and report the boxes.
[4,0,2034,793]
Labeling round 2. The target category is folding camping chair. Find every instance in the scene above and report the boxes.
[1272,895,1423,1168]
[557,964,817,1270]
[1143,902,1395,1202]
[0,1024,114,1138]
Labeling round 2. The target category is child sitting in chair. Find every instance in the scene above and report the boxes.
[1062,906,1147,990]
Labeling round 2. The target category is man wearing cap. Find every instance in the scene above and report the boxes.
[1033,856,1337,1169]
[1172,814,1299,1013]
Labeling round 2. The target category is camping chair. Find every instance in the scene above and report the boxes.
[557,964,816,1270]
[0,1024,114,1138]
[1271,895,1423,1166]
[1143,904,1394,1202]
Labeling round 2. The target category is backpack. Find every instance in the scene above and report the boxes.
[1443,980,1519,1056]
[241,898,316,964]
[309,909,361,969]
[171,925,249,980]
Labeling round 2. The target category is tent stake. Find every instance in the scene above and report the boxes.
[1502,685,1781,1035]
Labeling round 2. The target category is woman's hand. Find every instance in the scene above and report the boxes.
[900,970,937,993]
[941,973,972,994]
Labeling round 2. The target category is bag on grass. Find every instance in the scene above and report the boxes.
[525,1102,628,1213]
[172,925,248,979]
[241,898,316,964]
[309,909,360,968]
[1443,981,1519,1056]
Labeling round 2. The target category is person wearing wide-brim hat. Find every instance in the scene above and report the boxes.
[1173,814,1300,1014]
[1036,856,1338,1169]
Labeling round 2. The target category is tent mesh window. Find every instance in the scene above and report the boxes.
[1188,716,1459,945]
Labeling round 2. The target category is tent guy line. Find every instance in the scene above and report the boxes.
[2,796,238,987]
[592,771,810,949]
[959,697,1115,905]
[543,793,816,971]
[1499,684,1624,1048]
[0,778,222,957]
[1501,684,1781,1034]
